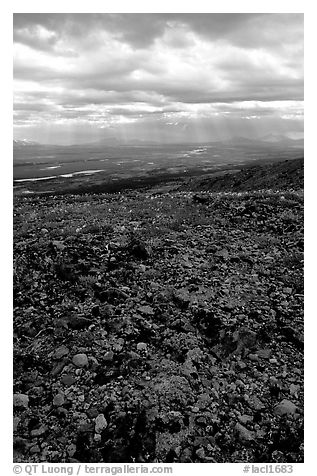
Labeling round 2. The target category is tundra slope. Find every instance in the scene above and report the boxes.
[13,157,304,463]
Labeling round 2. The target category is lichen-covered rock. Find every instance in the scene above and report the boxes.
[273,399,297,416]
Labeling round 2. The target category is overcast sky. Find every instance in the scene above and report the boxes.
[13,13,304,144]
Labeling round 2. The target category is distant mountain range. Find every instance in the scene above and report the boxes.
[259,133,304,145]
[13,139,42,147]
[209,134,303,147]
[13,134,304,149]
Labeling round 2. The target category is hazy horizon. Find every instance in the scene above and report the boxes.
[14,13,303,146]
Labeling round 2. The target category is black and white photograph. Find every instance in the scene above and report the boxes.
[12,9,304,467]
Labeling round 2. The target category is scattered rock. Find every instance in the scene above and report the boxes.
[289,384,300,397]
[113,339,124,352]
[13,180,304,463]
[248,395,266,411]
[95,414,108,433]
[30,425,48,437]
[273,399,297,416]
[238,414,253,425]
[13,394,29,409]
[86,407,100,419]
[173,288,191,309]
[53,393,65,407]
[235,423,255,443]
[13,417,21,432]
[72,353,89,368]
[215,248,229,259]
[103,351,114,362]
[53,345,70,360]
[196,447,206,459]
[51,360,67,376]
[136,342,148,352]
[283,287,292,295]
[52,240,66,251]
[256,348,272,359]
[138,305,155,316]
[29,445,41,454]
[61,374,76,386]
[67,444,77,457]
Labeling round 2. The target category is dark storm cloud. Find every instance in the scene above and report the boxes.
[13,13,167,52]
[13,13,303,143]
[14,13,303,50]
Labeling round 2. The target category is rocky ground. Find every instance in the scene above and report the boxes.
[13,159,304,463]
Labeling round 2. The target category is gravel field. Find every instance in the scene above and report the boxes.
[13,159,304,463]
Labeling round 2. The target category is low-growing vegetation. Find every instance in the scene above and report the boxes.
[13,158,304,463]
